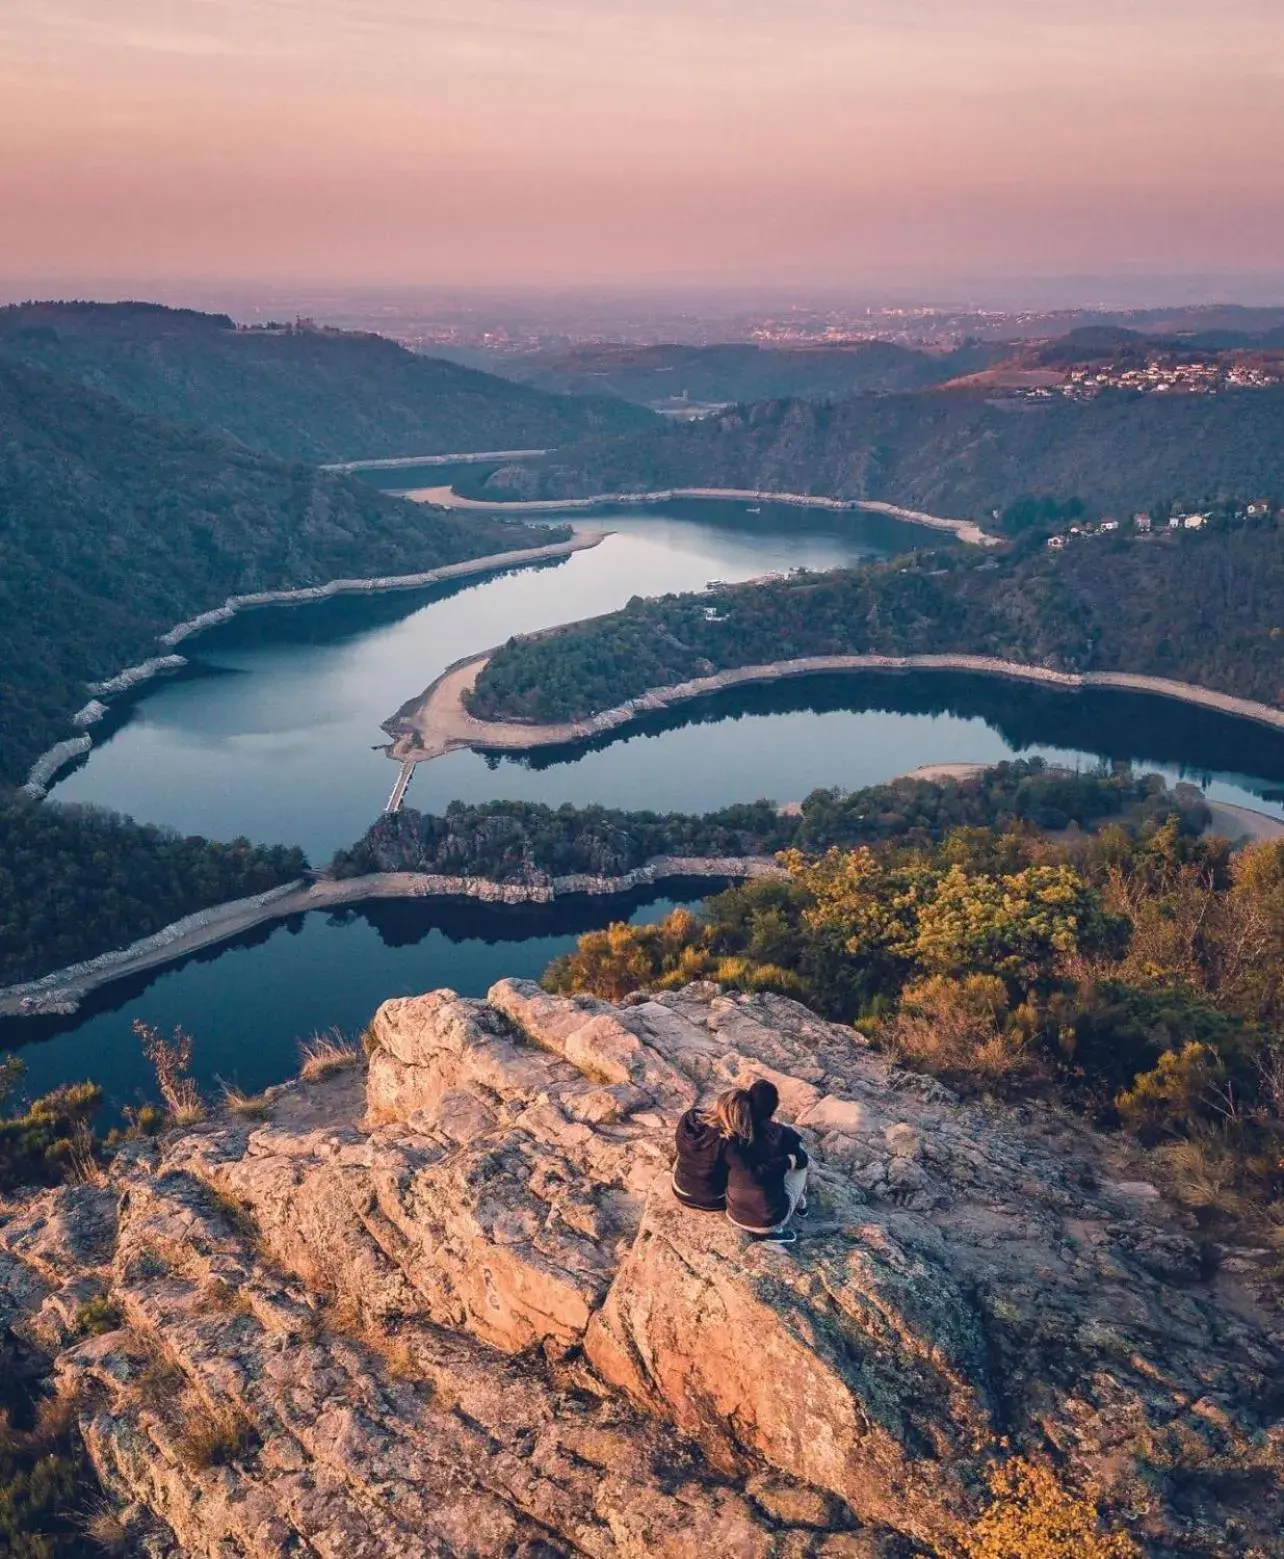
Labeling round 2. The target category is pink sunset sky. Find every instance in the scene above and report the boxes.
[2,0,1283,291]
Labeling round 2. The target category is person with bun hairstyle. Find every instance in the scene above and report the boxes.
[722,1078,809,1244]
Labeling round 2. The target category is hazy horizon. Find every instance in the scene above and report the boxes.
[4,2,1283,294]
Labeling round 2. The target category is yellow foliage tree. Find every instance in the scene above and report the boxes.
[913,863,1104,980]
[889,974,1039,1087]
[547,920,659,1001]
[1115,1041,1226,1136]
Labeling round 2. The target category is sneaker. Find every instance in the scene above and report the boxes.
[795,1198,809,1218]
[752,1228,797,1245]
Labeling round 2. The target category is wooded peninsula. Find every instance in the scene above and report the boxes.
[467,516,1284,724]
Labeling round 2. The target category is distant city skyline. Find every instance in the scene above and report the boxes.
[3,1,1283,292]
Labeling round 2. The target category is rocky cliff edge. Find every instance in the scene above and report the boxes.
[2,980,1282,1557]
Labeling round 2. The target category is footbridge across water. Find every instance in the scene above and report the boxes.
[385,759,416,813]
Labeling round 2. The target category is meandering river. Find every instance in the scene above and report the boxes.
[8,498,1284,1110]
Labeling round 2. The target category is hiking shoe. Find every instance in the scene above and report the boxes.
[752,1228,797,1246]
[795,1198,809,1218]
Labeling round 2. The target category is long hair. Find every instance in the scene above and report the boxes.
[701,1087,754,1144]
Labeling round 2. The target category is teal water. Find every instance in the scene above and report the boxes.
[49,503,928,858]
[8,498,1284,1108]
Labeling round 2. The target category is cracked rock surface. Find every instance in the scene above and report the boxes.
[2,979,1282,1556]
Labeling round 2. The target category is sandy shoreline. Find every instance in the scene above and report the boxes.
[406,485,1001,548]
[1204,801,1284,843]
[391,649,1284,768]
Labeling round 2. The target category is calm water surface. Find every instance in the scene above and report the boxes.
[10,499,1284,1105]
[50,504,925,857]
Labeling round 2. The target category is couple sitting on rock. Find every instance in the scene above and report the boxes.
[671,1078,809,1245]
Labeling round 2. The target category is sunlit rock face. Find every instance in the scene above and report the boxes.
[2,979,1282,1556]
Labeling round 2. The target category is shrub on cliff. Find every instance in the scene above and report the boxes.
[0,1058,102,1194]
[964,1457,1141,1559]
[545,817,1284,1245]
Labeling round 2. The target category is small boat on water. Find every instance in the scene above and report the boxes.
[746,504,762,514]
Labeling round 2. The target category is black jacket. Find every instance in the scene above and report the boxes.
[672,1109,728,1210]
[724,1124,809,1231]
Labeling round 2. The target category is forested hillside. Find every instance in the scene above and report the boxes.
[468,519,1284,722]
[0,798,307,984]
[333,765,1192,883]
[0,359,557,786]
[0,302,656,463]
[463,384,1284,518]
[480,340,999,406]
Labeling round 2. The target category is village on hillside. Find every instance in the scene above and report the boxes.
[1044,496,1278,550]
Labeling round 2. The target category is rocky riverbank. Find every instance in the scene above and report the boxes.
[321,447,549,473]
[406,483,1001,547]
[17,531,600,798]
[0,857,777,1017]
[3,978,1280,1553]
[392,648,1284,769]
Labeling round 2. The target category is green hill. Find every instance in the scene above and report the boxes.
[0,358,558,787]
[464,384,1284,518]
[477,340,998,407]
[0,302,657,464]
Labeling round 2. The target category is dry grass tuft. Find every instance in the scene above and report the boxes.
[197,1181,262,1246]
[317,1262,422,1381]
[130,1348,186,1413]
[220,1082,272,1120]
[205,1275,255,1317]
[885,974,1041,1092]
[66,1125,107,1186]
[134,1018,204,1123]
[298,1029,362,1082]
[1154,1137,1247,1221]
[73,1294,124,1337]
[30,1383,79,1448]
[366,1327,421,1382]
[1261,1200,1284,1252]
[174,1395,258,1471]
[81,1498,131,1553]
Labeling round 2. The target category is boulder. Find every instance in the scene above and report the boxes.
[585,1190,994,1550]
[1,979,1281,1557]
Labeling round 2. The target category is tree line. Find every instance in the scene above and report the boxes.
[331,761,1190,883]
[0,797,307,985]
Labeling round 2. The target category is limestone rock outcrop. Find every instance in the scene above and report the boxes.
[2,979,1283,1556]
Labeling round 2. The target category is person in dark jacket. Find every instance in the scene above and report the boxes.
[722,1078,809,1245]
[671,1100,729,1210]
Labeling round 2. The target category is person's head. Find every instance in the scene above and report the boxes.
[748,1078,779,1126]
[706,1087,754,1143]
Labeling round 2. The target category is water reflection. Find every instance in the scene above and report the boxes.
[504,671,1284,798]
[3,892,701,1110]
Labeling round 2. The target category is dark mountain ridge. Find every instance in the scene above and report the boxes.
[468,384,1284,518]
[473,339,1002,408]
[0,301,657,464]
